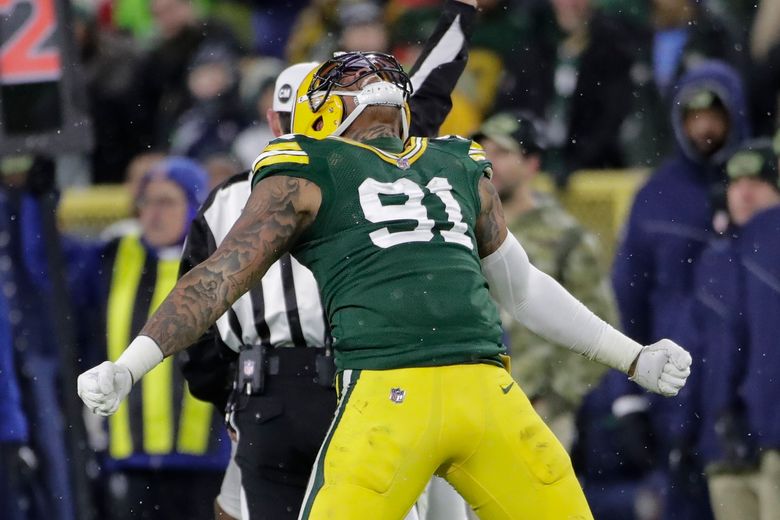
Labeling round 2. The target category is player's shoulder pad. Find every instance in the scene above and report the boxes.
[251,133,313,174]
[432,134,488,161]
[431,134,470,146]
[431,135,490,176]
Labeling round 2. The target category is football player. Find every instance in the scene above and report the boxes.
[78,51,692,519]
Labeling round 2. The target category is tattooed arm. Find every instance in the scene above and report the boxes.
[76,176,322,416]
[143,175,321,356]
[475,172,508,258]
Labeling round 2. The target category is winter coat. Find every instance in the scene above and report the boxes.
[738,205,780,449]
[613,61,750,347]
[674,237,754,469]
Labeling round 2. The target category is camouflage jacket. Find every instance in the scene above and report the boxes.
[505,194,618,418]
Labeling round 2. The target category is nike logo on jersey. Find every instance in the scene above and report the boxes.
[501,382,514,394]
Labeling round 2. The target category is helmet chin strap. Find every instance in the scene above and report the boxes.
[328,82,409,141]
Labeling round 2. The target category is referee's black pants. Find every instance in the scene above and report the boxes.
[234,348,337,520]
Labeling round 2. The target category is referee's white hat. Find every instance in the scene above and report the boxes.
[273,62,319,113]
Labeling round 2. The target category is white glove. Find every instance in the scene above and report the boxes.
[630,339,692,397]
[77,336,164,416]
[77,361,132,416]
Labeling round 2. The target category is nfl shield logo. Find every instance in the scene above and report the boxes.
[396,157,410,170]
[243,360,256,377]
[389,387,406,404]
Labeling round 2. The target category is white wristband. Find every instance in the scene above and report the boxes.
[116,335,164,385]
[589,324,643,374]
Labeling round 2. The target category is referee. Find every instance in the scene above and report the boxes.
[179,2,479,518]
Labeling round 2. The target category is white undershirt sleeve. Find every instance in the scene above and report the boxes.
[481,233,642,373]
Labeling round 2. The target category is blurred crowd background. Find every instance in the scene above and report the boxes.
[41,0,780,187]
[2,0,780,519]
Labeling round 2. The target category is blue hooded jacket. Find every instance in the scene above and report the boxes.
[613,61,750,347]
[673,236,753,467]
[611,63,751,504]
[737,205,780,449]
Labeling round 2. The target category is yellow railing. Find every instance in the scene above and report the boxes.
[58,185,133,237]
[540,169,648,263]
[59,169,648,260]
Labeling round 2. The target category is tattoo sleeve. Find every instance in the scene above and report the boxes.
[141,176,320,357]
[475,173,508,258]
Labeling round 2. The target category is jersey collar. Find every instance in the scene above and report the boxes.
[327,135,428,169]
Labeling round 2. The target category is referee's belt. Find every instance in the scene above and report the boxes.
[266,346,325,377]
[238,345,335,395]
[238,345,336,382]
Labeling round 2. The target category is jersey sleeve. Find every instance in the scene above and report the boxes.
[250,135,314,189]
[467,140,492,179]
[434,135,492,178]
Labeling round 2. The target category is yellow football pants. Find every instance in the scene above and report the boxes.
[299,363,593,519]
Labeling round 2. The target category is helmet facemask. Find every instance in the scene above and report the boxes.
[306,52,413,141]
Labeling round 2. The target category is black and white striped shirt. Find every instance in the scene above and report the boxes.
[178,0,477,408]
[199,174,328,351]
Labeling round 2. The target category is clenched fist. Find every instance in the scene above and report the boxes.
[77,361,132,416]
[630,339,692,397]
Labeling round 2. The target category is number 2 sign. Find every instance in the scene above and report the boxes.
[0,0,61,85]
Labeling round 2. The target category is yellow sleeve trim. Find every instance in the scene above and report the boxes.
[468,141,487,162]
[264,141,303,152]
[254,154,310,171]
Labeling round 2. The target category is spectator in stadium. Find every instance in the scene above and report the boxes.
[179,3,482,517]
[91,158,230,520]
[495,0,637,185]
[473,111,614,449]
[72,2,145,184]
[612,60,750,520]
[674,139,780,520]
[645,0,744,97]
[136,0,242,149]
[623,0,746,164]
[169,43,247,161]
[614,60,748,364]
[716,139,780,519]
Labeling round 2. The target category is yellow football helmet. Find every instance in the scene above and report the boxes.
[291,52,413,141]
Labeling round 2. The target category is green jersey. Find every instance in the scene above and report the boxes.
[251,134,504,370]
